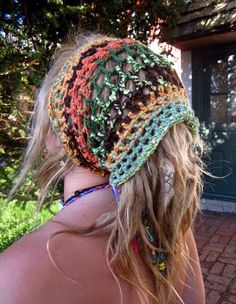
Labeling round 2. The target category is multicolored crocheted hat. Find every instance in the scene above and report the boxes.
[49,37,199,186]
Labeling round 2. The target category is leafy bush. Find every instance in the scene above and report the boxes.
[0,199,59,252]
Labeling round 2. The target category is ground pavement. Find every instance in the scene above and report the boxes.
[195,210,236,304]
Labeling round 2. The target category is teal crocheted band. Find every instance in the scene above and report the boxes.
[107,101,199,186]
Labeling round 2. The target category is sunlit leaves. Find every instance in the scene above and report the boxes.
[0,199,59,252]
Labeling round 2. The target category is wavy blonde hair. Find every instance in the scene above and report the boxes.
[11,33,205,304]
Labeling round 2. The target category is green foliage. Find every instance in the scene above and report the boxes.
[0,198,59,252]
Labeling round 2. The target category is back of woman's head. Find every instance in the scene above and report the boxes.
[12,33,204,303]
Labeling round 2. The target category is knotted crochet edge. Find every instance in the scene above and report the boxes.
[107,101,199,186]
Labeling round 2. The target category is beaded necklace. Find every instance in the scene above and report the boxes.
[141,209,167,274]
[62,182,111,207]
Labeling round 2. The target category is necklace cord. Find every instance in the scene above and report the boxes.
[63,182,110,207]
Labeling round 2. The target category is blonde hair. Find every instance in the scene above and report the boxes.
[12,33,205,303]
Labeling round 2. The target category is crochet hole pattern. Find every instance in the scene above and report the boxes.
[108,102,199,185]
[49,37,199,185]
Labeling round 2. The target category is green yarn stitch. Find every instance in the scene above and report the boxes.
[107,102,199,186]
[50,40,191,176]
[86,43,170,166]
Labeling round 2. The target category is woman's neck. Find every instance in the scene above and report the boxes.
[63,166,110,202]
[53,166,114,229]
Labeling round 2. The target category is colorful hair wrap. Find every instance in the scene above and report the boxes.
[49,37,199,187]
[48,37,200,275]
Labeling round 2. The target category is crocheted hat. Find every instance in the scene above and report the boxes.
[49,37,199,186]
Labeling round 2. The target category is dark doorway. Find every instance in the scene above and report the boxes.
[192,44,236,201]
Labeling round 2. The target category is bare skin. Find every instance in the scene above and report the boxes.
[0,167,205,303]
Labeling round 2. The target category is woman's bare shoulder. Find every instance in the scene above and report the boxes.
[181,228,205,304]
[0,221,88,302]
[0,223,59,303]
[0,220,116,304]
[0,194,115,301]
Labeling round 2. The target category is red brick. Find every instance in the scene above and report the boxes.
[197,233,210,241]
[207,274,231,285]
[231,282,236,295]
[207,225,219,235]
[229,222,236,230]
[201,260,213,266]
[197,239,207,250]
[217,227,234,236]
[223,264,236,279]
[198,223,208,232]
[198,224,216,237]
[206,251,219,263]
[206,243,225,253]
[195,211,236,303]
[210,262,225,274]
[206,290,220,304]
[201,266,209,275]
[200,249,210,261]
[224,245,236,254]
[218,257,236,266]
[221,221,232,228]
[229,295,236,303]
[204,280,228,292]
[194,220,202,229]
[221,251,235,258]
[219,235,231,246]
[209,234,221,243]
